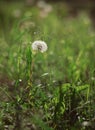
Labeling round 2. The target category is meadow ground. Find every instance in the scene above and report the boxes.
[0,1,95,130]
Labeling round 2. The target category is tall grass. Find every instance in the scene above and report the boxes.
[0,2,95,130]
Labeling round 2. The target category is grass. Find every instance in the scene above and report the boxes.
[0,1,95,130]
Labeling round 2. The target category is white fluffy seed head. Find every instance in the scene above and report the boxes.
[32,40,48,53]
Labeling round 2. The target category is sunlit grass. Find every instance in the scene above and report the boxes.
[0,1,95,130]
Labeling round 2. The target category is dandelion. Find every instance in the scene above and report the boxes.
[32,40,48,53]
[82,121,91,127]
[37,1,52,18]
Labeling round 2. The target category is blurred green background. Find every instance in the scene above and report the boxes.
[0,0,95,130]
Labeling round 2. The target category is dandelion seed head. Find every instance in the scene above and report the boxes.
[82,121,91,127]
[32,40,48,53]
